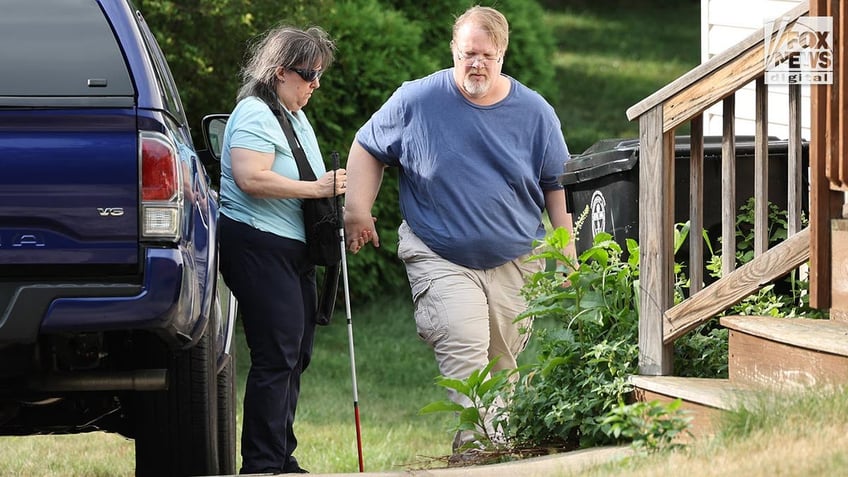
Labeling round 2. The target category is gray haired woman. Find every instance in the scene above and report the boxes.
[217,25,344,474]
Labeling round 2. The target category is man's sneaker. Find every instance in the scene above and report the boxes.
[447,448,486,467]
[452,429,486,453]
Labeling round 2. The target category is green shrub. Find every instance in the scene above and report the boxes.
[673,321,729,378]
[139,0,560,303]
[703,198,827,320]
[507,228,641,449]
[599,399,692,455]
[424,197,824,453]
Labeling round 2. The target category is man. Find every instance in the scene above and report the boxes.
[343,5,575,451]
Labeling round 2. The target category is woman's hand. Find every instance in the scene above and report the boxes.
[315,168,347,197]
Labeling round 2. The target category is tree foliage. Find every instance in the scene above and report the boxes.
[136,0,558,302]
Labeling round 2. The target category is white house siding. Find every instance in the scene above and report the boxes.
[701,0,809,140]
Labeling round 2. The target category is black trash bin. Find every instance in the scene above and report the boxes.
[558,135,809,261]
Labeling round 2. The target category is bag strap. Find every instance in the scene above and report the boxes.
[274,108,318,182]
[271,105,341,214]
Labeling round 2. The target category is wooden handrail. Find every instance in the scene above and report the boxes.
[663,227,810,343]
[628,1,814,375]
[626,3,809,130]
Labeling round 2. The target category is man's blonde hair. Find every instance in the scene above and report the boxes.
[453,5,510,53]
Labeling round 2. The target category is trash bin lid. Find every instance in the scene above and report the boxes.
[559,138,639,186]
[559,135,789,186]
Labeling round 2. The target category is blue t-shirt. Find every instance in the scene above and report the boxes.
[355,69,570,269]
[219,96,326,241]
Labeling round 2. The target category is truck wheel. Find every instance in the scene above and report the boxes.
[217,344,237,474]
[133,328,219,477]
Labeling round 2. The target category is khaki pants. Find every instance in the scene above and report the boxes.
[397,221,544,449]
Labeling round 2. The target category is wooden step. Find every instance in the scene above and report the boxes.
[628,376,753,439]
[720,315,848,389]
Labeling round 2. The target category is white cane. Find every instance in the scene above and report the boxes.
[333,152,365,472]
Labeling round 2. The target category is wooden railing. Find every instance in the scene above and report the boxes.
[625,3,812,375]
[809,0,848,312]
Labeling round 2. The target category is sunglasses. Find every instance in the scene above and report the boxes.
[289,67,323,82]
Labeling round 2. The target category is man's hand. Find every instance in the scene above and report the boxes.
[344,209,379,253]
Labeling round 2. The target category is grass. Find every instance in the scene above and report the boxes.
[8,327,848,477]
[0,433,134,476]
[0,2,844,472]
[546,0,700,154]
[241,295,455,474]
[0,295,454,476]
[569,386,848,477]
[0,1,708,475]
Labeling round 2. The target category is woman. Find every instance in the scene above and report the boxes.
[218,25,344,474]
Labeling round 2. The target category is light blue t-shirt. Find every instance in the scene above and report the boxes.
[219,96,326,242]
[355,69,570,269]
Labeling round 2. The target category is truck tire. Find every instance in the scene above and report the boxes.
[133,328,219,477]
[217,348,237,474]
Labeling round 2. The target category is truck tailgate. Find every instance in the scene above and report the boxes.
[0,109,139,267]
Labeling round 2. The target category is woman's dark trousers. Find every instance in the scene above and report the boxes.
[219,215,317,474]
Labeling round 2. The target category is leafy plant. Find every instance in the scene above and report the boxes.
[507,332,640,449]
[703,197,827,319]
[674,197,826,378]
[507,227,642,449]
[419,357,514,451]
[521,227,640,342]
[422,195,826,457]
[733,198,791,264]
[599,399,692,454]
[673,320,729,378]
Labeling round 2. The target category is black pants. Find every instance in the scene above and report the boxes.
[219,215,317,474]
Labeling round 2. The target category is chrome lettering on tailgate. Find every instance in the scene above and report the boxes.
[0,233,47,248]
[97,207,125,217]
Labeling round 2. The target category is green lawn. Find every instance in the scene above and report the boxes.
[239,295,455,474]
[0,296,453,476]
[245,2,704,471]
[548,1,700,154]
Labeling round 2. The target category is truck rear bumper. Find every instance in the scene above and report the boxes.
[0,248,199,347]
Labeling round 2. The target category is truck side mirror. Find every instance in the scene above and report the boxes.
[200,114,229,163]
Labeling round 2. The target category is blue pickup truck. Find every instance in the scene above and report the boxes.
[0,1,236,475]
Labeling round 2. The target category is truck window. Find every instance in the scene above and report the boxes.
[0,0,133,98]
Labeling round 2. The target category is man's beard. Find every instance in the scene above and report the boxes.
[462,73,490,97]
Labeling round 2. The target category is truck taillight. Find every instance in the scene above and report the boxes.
[142,134,177,201]
[141,131,182,241]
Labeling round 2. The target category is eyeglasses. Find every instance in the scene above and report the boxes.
[455,52,502,67]
[289,67,323,82]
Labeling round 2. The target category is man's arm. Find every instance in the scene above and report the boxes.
[344,141,386,252]
[544,188,577,263]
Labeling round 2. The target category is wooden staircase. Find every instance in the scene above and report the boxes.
[624,0,848,441]
[630,315,848,438]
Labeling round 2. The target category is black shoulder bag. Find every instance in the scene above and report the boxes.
[275,108,341,325]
